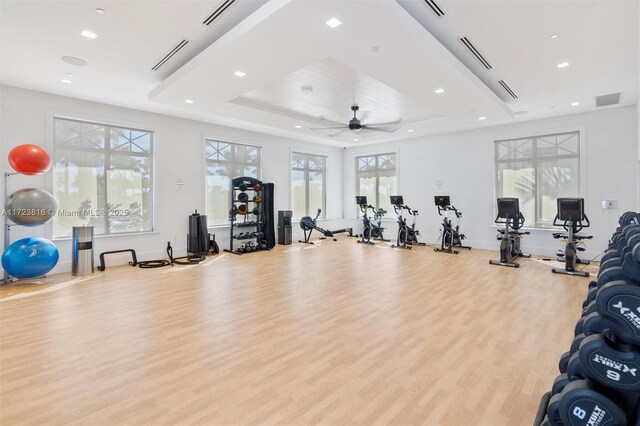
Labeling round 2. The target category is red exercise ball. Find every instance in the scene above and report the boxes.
[8,144,51,175]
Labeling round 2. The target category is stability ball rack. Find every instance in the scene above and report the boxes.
[2,145,58,284]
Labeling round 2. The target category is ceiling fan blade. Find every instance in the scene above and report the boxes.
[309,126,348,131]
[328,129,349,137]
[363,119,402,127]
[360,126,398,133]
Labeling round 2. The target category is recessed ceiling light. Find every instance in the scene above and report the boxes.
[353,138,359,142]
[550,34,559,39]
[184,99,194,104]
[294,125,302,129]
[326,17,342,28]
[434,88,445,94]
[571,102,580,106]
[61,79,72,84]
[407,129,414,133]
[557,62,569,68]
[478,116,486,120]
[61,56,87,66]
[81,30,97,39]
[96,8,105,14]
[233,71,246,77]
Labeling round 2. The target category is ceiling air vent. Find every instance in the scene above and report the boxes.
[459,37,492,70]
[424,0,445,17]
[596,92,621,107]
[151,39,189,71]
[498,80,518,99]
[203,0,236,25]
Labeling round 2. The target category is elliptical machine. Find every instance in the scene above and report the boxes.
[356,196,389,245]
[390,195,426,249]
[551,197,592,277]
[489,197,531,268]
[434,195,471,254]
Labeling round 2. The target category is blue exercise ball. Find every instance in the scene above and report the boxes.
[5,188,57,226]
[2,237,59,278]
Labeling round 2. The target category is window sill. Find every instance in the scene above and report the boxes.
[53,230,160,242]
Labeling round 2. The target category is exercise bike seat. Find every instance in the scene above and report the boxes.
[553,232,593,240]
[574,234,593,240]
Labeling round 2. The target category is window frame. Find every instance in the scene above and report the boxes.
[290,151,327,219]
[204,138,262,227]
[51,115,156,239]
[354,151,398,217]
[494,127,585,229]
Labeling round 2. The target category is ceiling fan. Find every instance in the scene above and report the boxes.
[311,105,401,137]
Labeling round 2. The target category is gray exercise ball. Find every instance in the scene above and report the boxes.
[5,188,57,226]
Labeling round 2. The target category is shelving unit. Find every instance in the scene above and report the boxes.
[224,176,270,255]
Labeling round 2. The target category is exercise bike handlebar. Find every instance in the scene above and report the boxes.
[494,212,526,230]
[437,205,462,218]
[552,212,590,233]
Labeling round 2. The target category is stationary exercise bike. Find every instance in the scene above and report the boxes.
[390,195,426,249]
[551,197,592,277]
[356,196,390,244]
[489,197,531,268]
[299,209,353,244]
[433,195,471,254]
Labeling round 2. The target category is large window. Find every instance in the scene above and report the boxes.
[355,153,397,214]
[206,140,261,225]
[53,117,154,238]
[495,131,580,228]
[291,152,326,219]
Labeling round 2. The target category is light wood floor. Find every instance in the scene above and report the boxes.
[0,239,593,425]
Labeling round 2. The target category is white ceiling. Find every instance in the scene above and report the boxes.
[1,0,638,147]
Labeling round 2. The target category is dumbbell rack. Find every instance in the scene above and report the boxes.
[534,211,640,426]
[224,176,268,255]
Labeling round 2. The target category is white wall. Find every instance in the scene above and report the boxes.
[343,106,639,258]
[1,84,637,275]
[0,85,345,273]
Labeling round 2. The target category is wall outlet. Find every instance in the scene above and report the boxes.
[601,200,618,209]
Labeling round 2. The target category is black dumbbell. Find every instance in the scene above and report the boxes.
[620,212,640,227]
[621,248,640,282]
[567,352,583,380]
[570,333,585,355]
[575,317,586,336]
[552,373,570,396]
[558,380,628,426]
[584,312,623,342]
[596,281,640,345]
[598,266,632,289]
[585,286,598,306]
[559,351,571,374]
[547,392,563,425]
[583,301,597,318]
[579,333,640,392]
